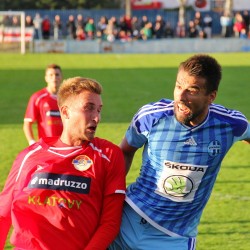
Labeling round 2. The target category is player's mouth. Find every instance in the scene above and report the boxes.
[177,102,191,115]
[87,126,97,133]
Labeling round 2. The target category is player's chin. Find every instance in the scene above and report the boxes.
[175,112,191,125]
[85,131,96,141]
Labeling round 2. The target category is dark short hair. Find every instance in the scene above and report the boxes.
[178,54,222,93]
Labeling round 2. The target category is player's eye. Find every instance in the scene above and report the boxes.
[175,84,182,90]
[188,88,199,95]
[84,105,93,111]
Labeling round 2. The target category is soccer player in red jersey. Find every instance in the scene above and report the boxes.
[23,64,63,145]
[0,77,126,249]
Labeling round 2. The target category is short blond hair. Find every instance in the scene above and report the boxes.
[57,77,102,107]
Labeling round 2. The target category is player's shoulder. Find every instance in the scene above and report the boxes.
[210,103,248,136]
[14,142,42,162]
[91,137,120,151]
[30,88,48,100]
[142,98,173,109]
[135,98,174,120]
[210,103,247,121]
[90,138,122,160]
[33,87,47,95]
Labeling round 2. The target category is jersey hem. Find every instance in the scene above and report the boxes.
[125,196,182,238]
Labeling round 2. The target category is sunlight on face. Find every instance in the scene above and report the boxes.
[66,91,103,143]
[45,68,62,94]
[173,70,214,126]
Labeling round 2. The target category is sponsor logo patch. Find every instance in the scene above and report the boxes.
[184,136,197,146]
[155,160,208,202]
[29,172,91,194]
[28,195,83,209]
[163,175,193,197]
[46,110,61,117]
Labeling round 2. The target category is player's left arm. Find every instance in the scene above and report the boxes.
[85,143,126,250]
[84,194,125,250]
[120,137,138,175]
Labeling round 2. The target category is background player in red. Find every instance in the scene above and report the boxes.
[23,64,63,145]
[0,77,126,249]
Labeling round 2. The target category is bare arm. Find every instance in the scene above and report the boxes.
[119,137,138,175]
[23,120,36,145]
[242,124,250,144]
[243,139,250,144]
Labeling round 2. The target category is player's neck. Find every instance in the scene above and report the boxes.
[59,133,88,147]
[46,86,57,96]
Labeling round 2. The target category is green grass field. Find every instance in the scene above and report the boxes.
[0,53,249,250]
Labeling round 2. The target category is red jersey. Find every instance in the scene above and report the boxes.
[24,88,63,138]
[0,137,126,249]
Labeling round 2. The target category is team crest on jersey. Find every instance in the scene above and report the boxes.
[72,155,93,171]
[208,140,221,157]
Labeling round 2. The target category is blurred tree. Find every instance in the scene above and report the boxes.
[0,0,120,10]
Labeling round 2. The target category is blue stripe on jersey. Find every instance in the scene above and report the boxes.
[188,237,196,250]
[126,99,249,237]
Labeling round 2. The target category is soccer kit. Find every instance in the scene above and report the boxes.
[0,137,126,249]
[110,98,250,250]
[24,88,63,138]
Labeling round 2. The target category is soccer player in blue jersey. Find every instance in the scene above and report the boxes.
[109,54,250,250]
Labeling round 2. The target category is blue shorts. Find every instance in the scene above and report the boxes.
[109,202,196,250]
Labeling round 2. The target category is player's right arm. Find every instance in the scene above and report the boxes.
[23,120,36,145]
[0,173,14,249]
[0,216,11,249]
[119,137,138,175]
[243,138,250,144]
[242,122,250,144]
[0,149,27,249]
[120,101,165,174]
[23,91,40,145]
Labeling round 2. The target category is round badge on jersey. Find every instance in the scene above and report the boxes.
[72,155,93,171]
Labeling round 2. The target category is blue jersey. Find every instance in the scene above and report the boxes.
[125,99,250,238]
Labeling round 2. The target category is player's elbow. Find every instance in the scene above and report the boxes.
[243,139,250,144]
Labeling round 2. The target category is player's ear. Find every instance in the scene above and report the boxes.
[45,74,48,84]
[209,91,217,104]
[60,105,70,119]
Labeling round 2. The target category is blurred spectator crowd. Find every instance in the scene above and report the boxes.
[1,10,250,41]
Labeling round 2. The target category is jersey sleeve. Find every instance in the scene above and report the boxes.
[0,148,29,248]
[235,122,250,142]
[125,104,153,148]
[103,143,126,196]
[98,140,126,196]
[126,99,173,149]
[24,90,44,123]
[85,143,126,249]
[227,110,250,143]
[0,148,29,216]
[84,194,124,250]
